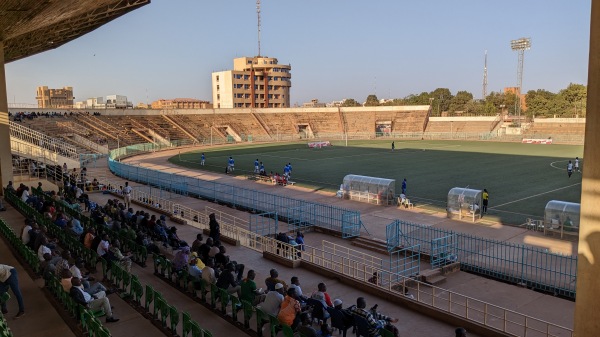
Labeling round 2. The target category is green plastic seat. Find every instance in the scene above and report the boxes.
[190,321,203,337]
[230,295,241,322]
[182,311,193,337]
[268,313,281,337]
[281,324,294,337]
[169,304,179,334]
[198,279,208,302]
[145,284,155,311]
[241,299,254,328]
[218,288,230,314]
[209,283,219,308]
[255,307,269,337]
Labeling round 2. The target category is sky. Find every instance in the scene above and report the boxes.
[5,0,592,107]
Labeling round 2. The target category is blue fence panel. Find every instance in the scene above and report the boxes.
[386,220,578,299]
[431,235,456,269]
[108,152,362,237]
[249,212,278,236]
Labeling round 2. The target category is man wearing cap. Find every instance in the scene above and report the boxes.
[259,282,284,316]
[332,298,355,328]
[0,264,25,318]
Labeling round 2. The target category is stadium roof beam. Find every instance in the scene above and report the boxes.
[1,0,150,63]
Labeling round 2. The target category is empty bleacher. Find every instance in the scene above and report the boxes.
[524,122,586,136]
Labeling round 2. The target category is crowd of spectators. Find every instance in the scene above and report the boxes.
[9,111,102,122]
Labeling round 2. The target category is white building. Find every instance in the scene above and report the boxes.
[74,95,132,109]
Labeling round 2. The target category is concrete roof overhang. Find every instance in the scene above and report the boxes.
[1,0,150,63]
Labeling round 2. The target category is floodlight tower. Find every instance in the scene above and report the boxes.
[256,0,261,56]
[482,50,488,99]
[510,37,531,125]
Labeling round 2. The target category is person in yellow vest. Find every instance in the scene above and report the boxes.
[482,189,489,214]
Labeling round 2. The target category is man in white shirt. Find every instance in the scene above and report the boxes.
[20,220,33,244]
[122,182,133,208]
[70,259,107,295]
[96,234,110,257]
[201,259,217,285]
[37,238,52,262]
[69,277,118,323]
[289,276,307,300]
[259,283,285,316]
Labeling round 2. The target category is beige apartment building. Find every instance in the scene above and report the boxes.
[212,56,291,109]
[151,98,211,109]
[36,86,74,108]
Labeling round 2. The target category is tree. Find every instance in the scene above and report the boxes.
[404,92,432,105]
[364,94,380,107]
[341,98,361,107]
[430,88,453,115]
[558,83,587,117]
[448,91,473,112]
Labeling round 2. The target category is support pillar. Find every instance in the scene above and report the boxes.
[0,41,13,196]
[574,1,600,335]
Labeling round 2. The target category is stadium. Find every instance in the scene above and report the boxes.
[0,1,598,337]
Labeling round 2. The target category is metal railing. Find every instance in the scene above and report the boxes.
[321,240,384,269]
[301,245,573,337]
[9,121,79,161]
[390,220,577,300]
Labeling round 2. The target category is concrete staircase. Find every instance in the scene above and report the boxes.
[350,236,389,255]
[419,262,461,286]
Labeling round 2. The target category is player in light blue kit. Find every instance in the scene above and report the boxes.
[228,156,235,172]
[200,153,205,166]
[254,159,260,173]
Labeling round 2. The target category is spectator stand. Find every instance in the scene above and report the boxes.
[446,187,483,222]
[342,174,396,206]
[542,200,580,239]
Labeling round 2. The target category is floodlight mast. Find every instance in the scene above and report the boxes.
[510,37,531,126]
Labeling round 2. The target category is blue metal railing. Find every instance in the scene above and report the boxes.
[388,219,577,300]
[108,144,362,236]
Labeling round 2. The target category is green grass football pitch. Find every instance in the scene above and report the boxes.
[168,140,583,226]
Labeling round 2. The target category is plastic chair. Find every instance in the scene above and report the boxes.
[255,307,269,337]
[305,298,328,324]
[354,315,373,337]
[327,307,350,337]
[218,288,230,315]
[230,295,241,322]
[241,299,254,328]
[281,324,294,337]
[145,284,155,312]
[190,321,204,337]
[198,279,208,302]
[182,311,193,337]
[210,283,219,309]
[268,313,281,337]
[169,304,179,333]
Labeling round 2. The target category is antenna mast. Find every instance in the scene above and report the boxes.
[482,50,488,99]
[256,0,261,57]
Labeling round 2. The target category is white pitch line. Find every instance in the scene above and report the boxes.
[550,160,569,171]
[490,183,581,209]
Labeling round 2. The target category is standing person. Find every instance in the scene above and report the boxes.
[63,162,68,174]
[391,141,395,151]
[287,163,293,179]
[122,182,132,208]
[208,213,220,242]
[200,153,206,166]
[228,156,235,172]
[567,160,573,178]
[401,178,407,195]
[575,157,580,172]
[254,159,260,174]
[259,162,266,175]
[0,264,25,318]
[482,189,489,214]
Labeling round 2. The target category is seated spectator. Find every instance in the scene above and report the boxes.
[259,283,284,316]
[208,242,220,259]
[191,233,204,252]
[41,253,61,281]
[311,282,333,308]
[168,226,187,248]
[216,263,241,298]
[69,259,106,295]
[330,299,354,330]
[70,216,84,236]
[240,270,265,305]
[265,269,288,292]
[201,258,217,285]
[110,240,132,273]
[82,228,96,249]
[278,288,302,329]
[20,219,33,245]
[198,237,214,262]
[37,237,53,262]
[297,312,319,337]
[350,297,398,337]
[60,269,74,292]
[173,246,191,272]
[55,250,71,278]
[215,246,245,282]
[136,232,160,255]
[190,252,205,269]
[289,276,307,301]
[455,327,467,337]
[70,277,119,323]
[96,234,111,259]
[187,255,203,282]
[320,322,334,337]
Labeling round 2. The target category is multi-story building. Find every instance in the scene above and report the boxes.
[151,98,211,109]
[212,56,291,109]
[74,94,132,109]
[36,86,74,108]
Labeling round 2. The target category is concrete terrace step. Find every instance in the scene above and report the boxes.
[350,236,389,255]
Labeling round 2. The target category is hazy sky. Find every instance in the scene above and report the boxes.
[5,0,591,106]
